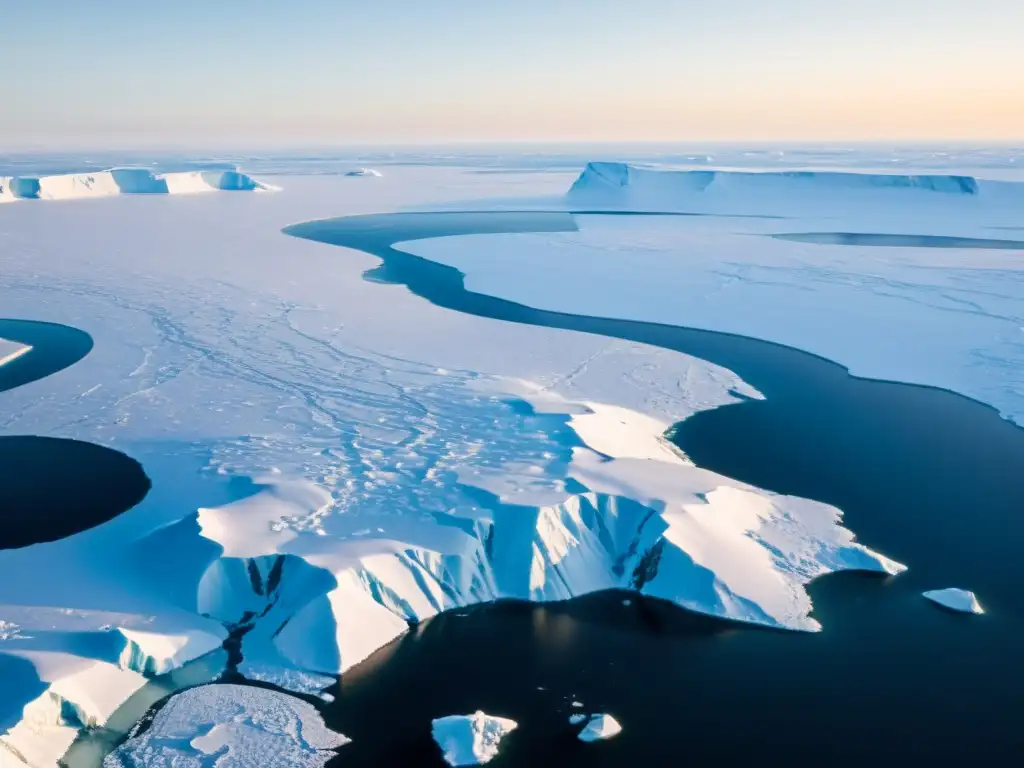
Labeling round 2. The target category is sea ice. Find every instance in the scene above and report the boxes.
[102,684,349,768]
[577,713,622,742]
[399,165,1024,424]
[431,711,518,766]
[922,588,984,614]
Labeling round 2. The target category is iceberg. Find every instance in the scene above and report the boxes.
[431,711,518,766]
[564,162,1024,218]
[344,168,383,177]
[0,168,272,203]
[922,588,984,614]
[102,684,349,768]
[577,713,622,742]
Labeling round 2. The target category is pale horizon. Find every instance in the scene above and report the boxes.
[4,0,1023,148]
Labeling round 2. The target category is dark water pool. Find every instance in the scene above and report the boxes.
[280,211,1024,765]
[0,319,150,549]
[0,318,92,395]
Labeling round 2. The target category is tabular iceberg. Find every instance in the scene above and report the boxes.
[0,168,272,203]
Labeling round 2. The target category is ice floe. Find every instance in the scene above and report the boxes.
[577,713,622,742]
[102,684,349,768]
[0,340,30,368]
[431,711,518,766]
[922,588,984,614]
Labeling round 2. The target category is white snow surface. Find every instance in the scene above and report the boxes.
[0,340,30,367]
[400,164,1024,424]
[922,588,984,614]
[0,165,906,764]
[0,168,270,202]
[577,713,622,742]
[431,711,517,767]
[101,684,349,768]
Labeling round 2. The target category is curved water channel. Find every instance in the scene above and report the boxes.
[276,211,1024,765]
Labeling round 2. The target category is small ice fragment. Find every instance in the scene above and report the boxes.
[922,588,984,614]
[431,711,518,766]
[577,713,622,742]
[569,714,587,725]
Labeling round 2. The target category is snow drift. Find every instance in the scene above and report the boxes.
[0,168,271,203]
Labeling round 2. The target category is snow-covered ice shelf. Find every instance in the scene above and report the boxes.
[922,588,984,614]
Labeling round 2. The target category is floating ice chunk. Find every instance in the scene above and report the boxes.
[569,714,587,725]
[0,338,31,367]
[0,168,272,203]
[577,713,622,742]
[923,588,984,614]
[103,684,349,768]
[431,711,518,766]
[344,168,383,177]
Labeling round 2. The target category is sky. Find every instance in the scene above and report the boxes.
[3,0,1023,148]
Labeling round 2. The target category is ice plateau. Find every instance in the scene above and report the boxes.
[102,684,349,768]
[431,711,518,767]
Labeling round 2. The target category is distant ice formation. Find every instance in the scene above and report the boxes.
[0,339,30,367]
[102,684,349,768]
[922,588,984,614]
[344,168,383,177]
[431,711,518,766]
[577,713,622,742]
[564,162,1024,216]
[0,168,272,203]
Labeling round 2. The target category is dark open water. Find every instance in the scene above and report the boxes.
[0,319,150,550]
[280,211,1024,766]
